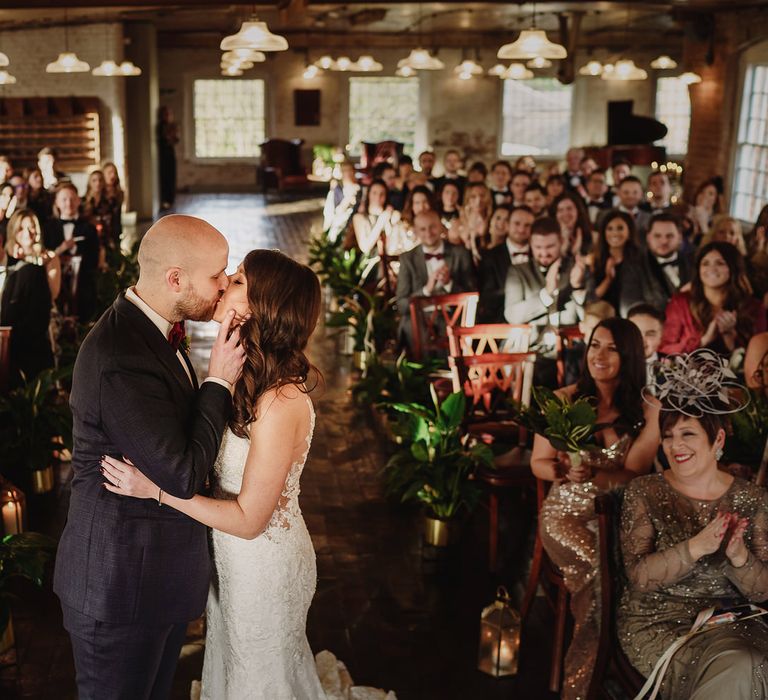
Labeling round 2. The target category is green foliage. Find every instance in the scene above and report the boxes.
[326,286,396,354]
[0,532,57,635]
[724,390,768,468]
[510,386,605,454]
[94,241,141,320]
[308,230,367,301]
[384,387,494,519]
[0,367,73,473]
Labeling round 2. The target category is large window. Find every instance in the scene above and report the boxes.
[500,78,573,157]
[732,64,768,223]
[348,77,419,156]
[655,77,691,155]
[193,79,265,159]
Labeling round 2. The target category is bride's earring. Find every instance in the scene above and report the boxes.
[715,446,724,461]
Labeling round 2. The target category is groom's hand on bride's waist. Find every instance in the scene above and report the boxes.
[207,309,246,392]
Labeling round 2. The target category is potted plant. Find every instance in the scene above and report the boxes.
[384,387,494,546]
[0,532,56,655]
[723,389,768,480]
[0,367,73,495]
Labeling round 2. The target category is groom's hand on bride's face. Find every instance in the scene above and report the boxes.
[208,309,246,386]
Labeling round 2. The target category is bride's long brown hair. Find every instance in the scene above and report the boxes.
[230,249,321,438]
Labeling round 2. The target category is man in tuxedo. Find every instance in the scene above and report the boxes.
[53,215,245,699]
[433,149,467,202]
[619,213,692,317]
[646,171,672,212]
[0,226,53,387]
[396,209,475,350]
[600,175,651,244]
[510,170,532,207]
[479,205,535,322]
[43,183,100,322]
[628,303,666,387]
[584,170,613,225]
[564,147,585,192]
[524,183,548,218]
[489,160,512,209]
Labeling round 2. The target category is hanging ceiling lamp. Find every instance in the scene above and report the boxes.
[578,59,604,76]
[221,59,254,70]
[0,70,16,84]
[222,65,244,77]
[355,55,383,72]
[504,63,534,80]
[396,65,416,77]
[601,59,647,81]
[222,49,265,63]
[679,71,702,85]
[302,64,321,79]
[0,52,8,67]
[334,56,354,71]
[527,56,552,69]
[92,21,142,77]
[488,63,507,77]
[399,48,444,70]
[220,18,288,52]
[92,60,120,76]
[498,2,566,61]
[454,60,483,77]
[650,55,677,70]
[314,55,335,70]
[46,10,90,74]
[119,61,142,76]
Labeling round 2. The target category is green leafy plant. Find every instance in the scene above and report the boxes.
[94,241,141,320]
[327,286,396,355]
[308,231,367,302]
[0,532,57,636]
[384,387,494,519]
[724,390,768,468]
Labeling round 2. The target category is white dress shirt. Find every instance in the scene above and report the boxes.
[62,221,78,255]
[654,253,681,289]
[506,240,530,265]
[421,244,453,296]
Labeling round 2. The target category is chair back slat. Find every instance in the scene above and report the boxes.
[447,323,532,357]
[408,291,479,360]
[555,324,585,387]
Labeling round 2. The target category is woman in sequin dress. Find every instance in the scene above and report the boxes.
[618,409,768,698]
[531,318,660,700]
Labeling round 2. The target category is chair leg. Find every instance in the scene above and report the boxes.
[549,584,568,693]
[488,491,499,572]
[520,533,543,622]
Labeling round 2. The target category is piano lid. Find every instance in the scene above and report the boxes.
[607,100,668,146]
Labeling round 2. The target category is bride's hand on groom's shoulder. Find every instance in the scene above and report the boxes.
[208,309,247,386]
[101,455,159,500]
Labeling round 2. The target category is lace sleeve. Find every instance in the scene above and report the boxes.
[726,497,768,601]
[620,481,697,592]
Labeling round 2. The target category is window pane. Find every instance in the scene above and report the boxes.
[348,77,419,157]
[655,77,691,155]
[193,79,265,158]
[500,78,573,157]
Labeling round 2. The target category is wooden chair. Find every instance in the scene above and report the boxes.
[0,326,11,394]
[359,140,405,184]
[258,138,310,192]
[587,491,645,700]
[451,351,536,571]
[447,323,532,385]
[408,291,479,361]
[555,324,585,387]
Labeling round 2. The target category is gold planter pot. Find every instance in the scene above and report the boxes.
[31,465,55,494]
[0,617,14,655]
[424,515,451,547]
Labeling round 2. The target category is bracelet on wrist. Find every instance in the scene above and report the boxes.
[157,488,163,506]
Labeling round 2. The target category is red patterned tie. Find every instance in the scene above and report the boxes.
[168,321,185,351]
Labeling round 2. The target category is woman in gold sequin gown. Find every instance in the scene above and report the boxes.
[532,318,660,700]
[618,409,768,699]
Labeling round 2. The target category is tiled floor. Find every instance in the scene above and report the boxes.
[2,193,559,700]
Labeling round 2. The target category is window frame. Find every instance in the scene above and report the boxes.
[653,76,692,158]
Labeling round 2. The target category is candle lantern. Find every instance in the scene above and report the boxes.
[477,586,520,677]
[0,478,26,536]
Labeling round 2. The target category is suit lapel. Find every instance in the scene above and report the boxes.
[179,346,199,390]
[412,246,428,290]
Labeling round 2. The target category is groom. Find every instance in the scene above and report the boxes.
[54,215,245,699]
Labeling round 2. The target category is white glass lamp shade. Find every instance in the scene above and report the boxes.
[503,63,534,80]
[221,59,254,70]
[0,52,8,67]
[302,65,320,79]
[395,65,416,77]
[650,55,677,70]
[400,48,444,70]
[497,29,567,61]
[220,20,288,52]
[335,56,354,71]
[46,52,90,73]
[527,56,552,69]
[222,65,244,77]
[578,60,603,76]
[679,71,702,85]
[92,59,121,76]
[601,59,647,81]
[119,61,142,76]
[0,70,16,84]
[222,49,266,63]
[488,64,507,77]
[355,55,383,72]
[454,60,483,76]
[314,55,335,70]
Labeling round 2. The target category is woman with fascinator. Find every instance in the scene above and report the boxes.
[618,349,768,699]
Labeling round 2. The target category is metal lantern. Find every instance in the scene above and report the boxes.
[478,586,520,677]
[0,478,26,536]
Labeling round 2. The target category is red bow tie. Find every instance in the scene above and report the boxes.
[168,321,186,351]
[425,253,444,261]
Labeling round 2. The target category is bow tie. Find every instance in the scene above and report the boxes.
[657,255,678,268]
[168,321,186,351]
[61,219,77,225]
[424,252,444,261]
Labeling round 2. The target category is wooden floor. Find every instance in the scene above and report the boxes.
[2,193,561,700]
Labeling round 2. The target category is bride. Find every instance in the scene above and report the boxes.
[100,249,393,700]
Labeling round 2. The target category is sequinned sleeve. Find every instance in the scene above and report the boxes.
[726,496,768,602]
[620,481,697,592]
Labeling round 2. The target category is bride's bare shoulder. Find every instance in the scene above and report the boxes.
[254,384,311,421]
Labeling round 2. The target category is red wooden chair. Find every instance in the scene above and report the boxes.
[408,291,479,361]
[555,324,585,387]
[447,323,532,385]
[259,138,310,192]
[0,326,11,394]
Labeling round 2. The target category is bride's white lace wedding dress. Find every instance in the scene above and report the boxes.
[196,396,395,700]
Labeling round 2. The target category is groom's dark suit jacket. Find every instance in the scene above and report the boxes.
[54,293,232,625]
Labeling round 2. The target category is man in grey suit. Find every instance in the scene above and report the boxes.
[396,209,475,351]
[54,215,246,699]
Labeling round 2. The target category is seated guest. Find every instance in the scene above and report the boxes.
[6,209,61,301]
[689,176,723,238]
[350,178,402,257]
[434,149,467,201]
[0,181,16,238]
[447,182,492,264]
[563,300,616,386]
[600,175,651,243]
[9,173,27,211]
[619,363,768,699]
[619,214,692,317]
[417,150,436,179]
[438,180,461,228]
[646,170,672,212]
[102,162,124,245]
[579,155,598,181]
[0,224,53,386]
[395,210,476,350]
[591,210,640,313]
[486,205,511,249]
[524,183,548,218]
[660,241,766,356]
[371,162,397,194]
[478,205,534,322]
[704,214,747,255]
[627,303,665,386]
[389,155,413,211]
[38,146,67,191]
[0,155,12,182]
[323,160,360,241]
[390,185,435,255]
[26,168,53,222]
[503,216,589,330]
[467,161,488,185]
[43,182,99,322]
[563,147,585,192]
[747,205,768,305]
[745,331,768,389]
[552,191,592,256]
[610,158,632,198]
[510,169,532,207]
[534,318,659,700]
[545,174,566,207]
[514,155,536,175]
[82,169,115,249]
[584,169,612,225]
[489,160,512,208]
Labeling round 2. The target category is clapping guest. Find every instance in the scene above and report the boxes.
[467,161,488,185]
[447,182,492,264]
[389,185,434,255]
[438,180,461,228]
[434,149,467,201]
[478,206,535,323]
[564,147,585,191]
[510,170,532,207]
[524,183,548,218]
[26,169,53,222]
[534,318,660,699]
[323,161,360,241]
[660,241,765,356]
[647,170,672,212]
[0,182,16,237]
[514,155,536,175]
[601,176,652,243]
[486,206,511,249]
[545,174,566,207]
[489,160,512,208]
[627,303,665,385]
[591,210,639,313]
[82,170,115,248]
[584,169,612,225]
[6,209,61,301]
[552,192,592,257]
[37,146,66,191]
[350,179,395,255]
[704,215,747,256]
[689,177,723,238]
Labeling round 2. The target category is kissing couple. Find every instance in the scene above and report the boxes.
[53,215,394,699]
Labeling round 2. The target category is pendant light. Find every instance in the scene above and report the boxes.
[679,71,702,85]
[578,60,604,76]
[355,55,383,72]
[221,60,254,71]
[396,65,416,77]
[119,61,142,76]
[222,49,265,63]
[222,65,244,77]
[497,2,566,61]
[503,63,534,80]
[488,64,507,77]
[92,22,142,77]
[454,60,483,79]
[220,18,288,52]
[527,56,552,69]
[46,11,90,73]
[314,55,335,70]
[335,56,354,71]
[650,55,677,70]
[302,64,321,80]
[0,52,8,67]
[0,70,16,84]
[399,48,444,71]
[601,59,647,81]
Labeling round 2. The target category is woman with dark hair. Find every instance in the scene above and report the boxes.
[533,318,660,700]
[618,350,768,699]
[99,250,391,698]
[552,191,593,257]
[590,209,639,312]
[26,168,53,222]
[689,176,723,239]
[447,181,492,264]
[660,241,766,356]
[438,179,461,228]
[545,173,566,206]
[349,178,394,255]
